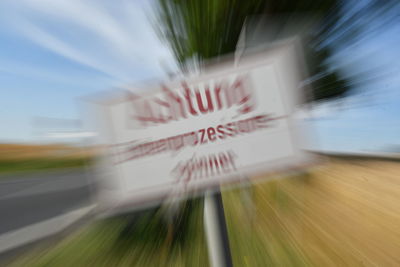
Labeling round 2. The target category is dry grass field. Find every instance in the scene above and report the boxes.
[10,156,400,266]
[0,143,97,160]
[223,156,400,266]
[0,144,98,175]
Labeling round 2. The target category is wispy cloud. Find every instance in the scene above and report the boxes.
[1,0,177,84]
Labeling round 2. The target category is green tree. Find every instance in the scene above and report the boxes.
[154,0,349,102]
[155,0,400,102]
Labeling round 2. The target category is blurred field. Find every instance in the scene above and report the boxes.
[0,144,97,175]
[0,144,98,160]
[224,157,400,266]
[10,200,209,267]
[9,156,400,266]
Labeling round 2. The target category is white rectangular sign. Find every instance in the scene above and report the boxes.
[88,41,311,211]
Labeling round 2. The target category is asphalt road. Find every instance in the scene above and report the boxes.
[0,169,93,235]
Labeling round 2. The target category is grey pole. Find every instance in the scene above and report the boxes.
[204,189,233,267]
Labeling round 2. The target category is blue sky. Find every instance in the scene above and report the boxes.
[308,6,400,153]
[0,0,399,153]
[0,0,176,142]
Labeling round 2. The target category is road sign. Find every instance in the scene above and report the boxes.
[86,40,311,212]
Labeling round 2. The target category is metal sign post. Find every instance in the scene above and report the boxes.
[204,189,233,267]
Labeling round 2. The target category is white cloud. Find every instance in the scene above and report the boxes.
[3,0,177,83]
[12,19,128,80]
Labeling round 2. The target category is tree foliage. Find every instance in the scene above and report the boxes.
[154,0,397,102]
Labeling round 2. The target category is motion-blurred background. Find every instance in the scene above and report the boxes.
[1,0,400,266]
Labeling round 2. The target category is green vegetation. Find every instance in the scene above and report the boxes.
[154,0,351,102]
[222,176,312,266]
[11,199,209,267]
[0,157,90,176]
